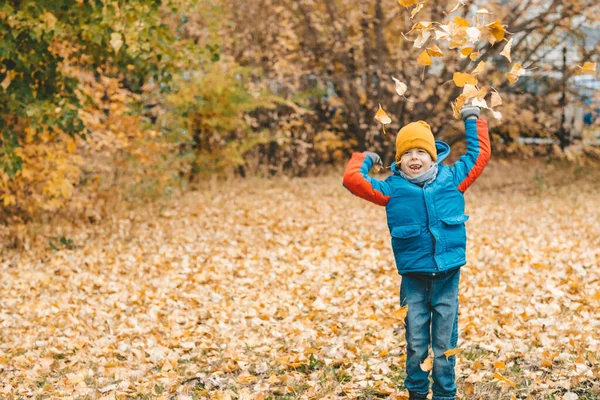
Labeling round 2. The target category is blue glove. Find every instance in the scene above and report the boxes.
[364,151,383,167]
[460,104,480,121]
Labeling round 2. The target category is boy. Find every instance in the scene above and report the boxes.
[342,105,491,400]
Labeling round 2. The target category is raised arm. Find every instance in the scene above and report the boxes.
[342,152,391,206]
[452,118,491,192]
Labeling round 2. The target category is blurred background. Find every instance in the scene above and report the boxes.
[0,0,599,236]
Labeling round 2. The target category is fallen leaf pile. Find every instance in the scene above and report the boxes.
[0,161,599,399]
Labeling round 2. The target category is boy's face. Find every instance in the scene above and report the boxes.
[400,148,433,178]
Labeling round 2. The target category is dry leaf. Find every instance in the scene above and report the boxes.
[507,63,525,84]
[472,61,486,74]
[414,30,432,48]
[453,72,478,87]
[443,348,462,359]
[399,0,419,8]
[410,3,424,19]
[374,104,392,125]
[490,91,502,108]
[447,0,465,14]
[392,305,409,320]
[417,50,433,66]
[460,47,474,58]
[470,51,479,61]
[392,77,408,96]
[579,62,597,74]
[500,38,513,62]
[485,20,505,45]
[420,355,433,372]
[493,372,516,387]
[466,26,481,43]
[426,44,444,57]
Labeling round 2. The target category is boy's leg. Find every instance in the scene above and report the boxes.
[430,269,461,400]
[400,274,432,398]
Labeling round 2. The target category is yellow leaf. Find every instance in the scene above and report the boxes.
[392,305,408,320]
[460,47,473,57]
[67,140,76,153]
[427,44,444,57]
[494,361,506,369]
[417,50,433,66]
[449,37,467,49]
[470,51,479,61]
[374,104,392,125]
[443,348,462,359]
[453,72,478,87]
[472,61,486,74]
[507,63,525,84]
[399,0,419,8]
[500,38,513,62]
[579,62,597,74]
[493,372,516,387]
[453,16,469,28]
[420,356,433,372]
[486,20,505,44]
[490,91,502,108]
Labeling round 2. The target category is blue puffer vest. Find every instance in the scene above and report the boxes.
[386,141,468,275]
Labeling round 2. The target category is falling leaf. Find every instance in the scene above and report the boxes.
[435,29,450,40]
[507,63,525,84]
[426,44,444,57]
[414,30,432,48]
[500,38,513,62]
[392,76,408,96]
[110,32,124,54]
[470,51,479,61]
[453,16,469,28]
[392,305,408,320]
[447,1,466,14]
[485,20,505,45]
[374,104,392,125]
[493,372,516,387]
[453,72,478,87]
[460,47,473,58]
[443,348,462,359]
[578,62,597,74]
[399,0,419,8]
[466,27,481,43]
[490,91,502,108]
[410,3,424,19]
[471,98,488,109]
[472,61,486,74]
[420,356,433,372]
[417,50,433,66]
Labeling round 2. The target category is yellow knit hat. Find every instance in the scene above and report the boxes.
[395,121,437,162]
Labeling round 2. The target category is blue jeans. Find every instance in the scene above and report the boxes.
[400,268,460,400]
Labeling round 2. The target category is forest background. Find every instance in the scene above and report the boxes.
[1,0,599,246]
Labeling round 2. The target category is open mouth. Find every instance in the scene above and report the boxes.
[409,165,422,172]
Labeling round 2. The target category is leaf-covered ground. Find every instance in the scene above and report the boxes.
[1,161,599,399]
